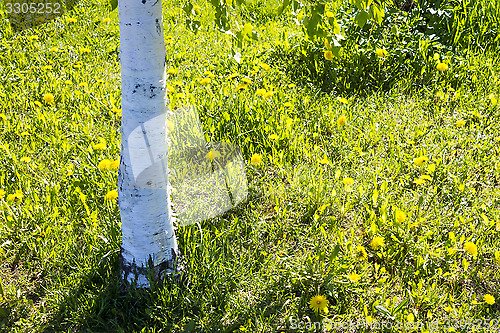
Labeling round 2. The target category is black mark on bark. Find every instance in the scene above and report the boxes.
[155,18,162,35]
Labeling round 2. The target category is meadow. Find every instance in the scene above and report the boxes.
[0,0,499,331]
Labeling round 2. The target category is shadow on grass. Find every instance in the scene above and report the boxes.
[41,250,231,332]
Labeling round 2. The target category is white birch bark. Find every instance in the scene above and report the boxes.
[118,0,180,288]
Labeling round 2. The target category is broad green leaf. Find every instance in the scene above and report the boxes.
[291,0,302,12]
[182,2,194,15]
[329,244,341,262]
[109,0,117,11]
[355,10,369,28]
[0,307,9,320]
[354,0,364,10]
[185,19,201,33]
[181,320,195,333]
[371,3,385,25]
[278,0,291,16]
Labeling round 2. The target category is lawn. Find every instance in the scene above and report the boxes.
[0,0,499,332]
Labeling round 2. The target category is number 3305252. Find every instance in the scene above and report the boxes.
[5,2,62,14]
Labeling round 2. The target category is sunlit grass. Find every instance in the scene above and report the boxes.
[0,0,499,331]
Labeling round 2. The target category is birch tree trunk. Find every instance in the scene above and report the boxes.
[118,0,181,288]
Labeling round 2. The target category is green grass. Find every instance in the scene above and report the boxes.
[0,0,500,332]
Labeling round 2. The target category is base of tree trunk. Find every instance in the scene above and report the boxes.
[119,248,186,288]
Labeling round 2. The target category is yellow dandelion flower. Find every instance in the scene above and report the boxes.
[325,11,334,18]
[284,102,293,108]
[105,190,118,200]
[342,177,354,185]
[93,142,107,150]
[269,134,279,140]
[167,68,178,74]
[166,85,175,93]
[263,91,274,98]
[427,164,436,173]
[337,97,349,104]
[421,175,432,181]
[436,62,448,72]
[324,50,334,61]
[0,114,6,120]
[102,17,111,24]
[288,83,296,88]
[7,190,23,202]
[98,159,112,170]
[110,160,120,169]
[43,93,55,104]
[464,241,478,258]
[49,46,59,52]
[66,17,77,23]
[375,48,388,58]
[456,119,466,127]
[0,189,5,200]
[80,47,91,53]
[42,65,53,70]
[260,63,271,70]
[20,157,31,163]
[370,236,384,250]
[29,35,39,41]
[413,155,429,166]
[309,295,328,313]
[395,210,406,222]
[205,150,222,161]
[255,88,266,96]
[444,306,453,313]
[414,178,425,185]
[337,115,347,126]
[355,245,368,260]
[241,77,252,85]
[250,153,263,166]
[348,272,361,283]
[199,77,211,85]
[193,4,201,12]
[235,84,248,91]
[488,93,498,106]
[483,294,495,305]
